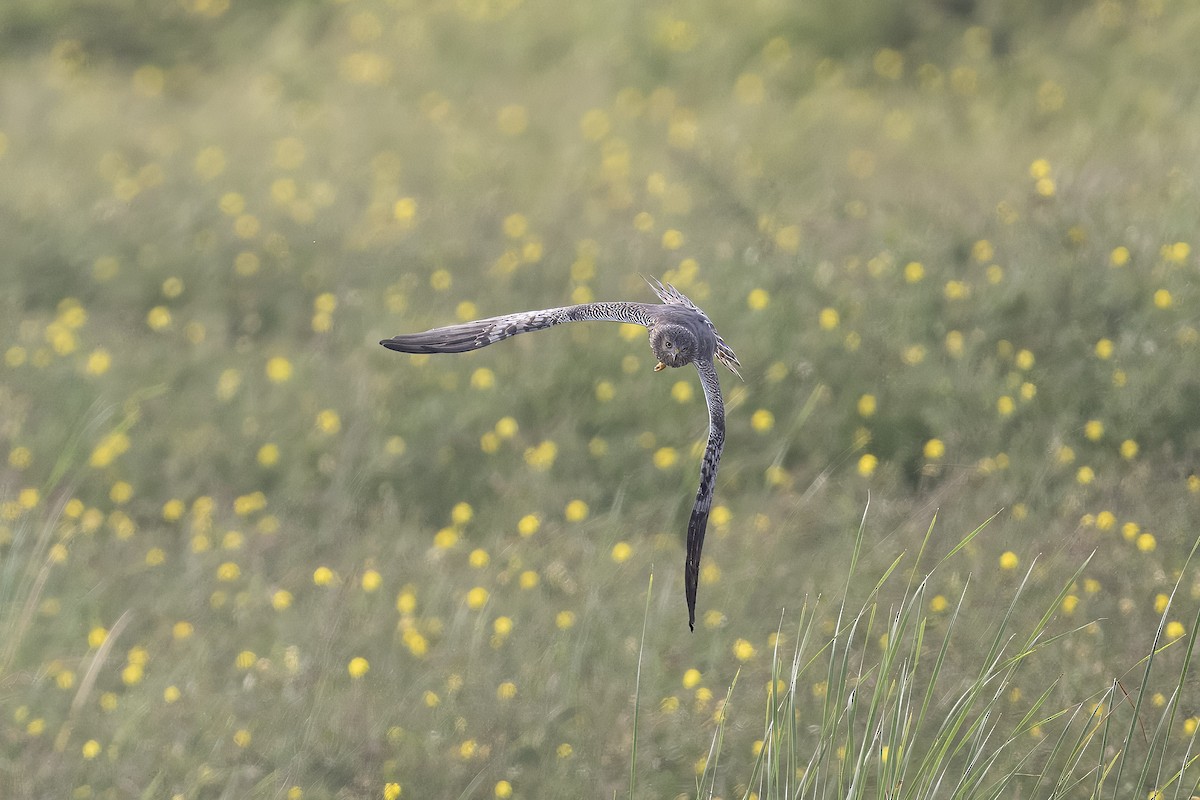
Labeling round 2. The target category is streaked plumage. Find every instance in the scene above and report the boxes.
[380,277,740,630]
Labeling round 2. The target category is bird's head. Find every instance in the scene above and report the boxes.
[649,323,696,371]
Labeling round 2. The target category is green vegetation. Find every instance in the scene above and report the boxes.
[3,0,1200,796]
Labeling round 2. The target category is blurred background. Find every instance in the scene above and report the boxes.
[3,0,1200,796]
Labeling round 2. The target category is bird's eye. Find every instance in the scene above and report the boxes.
[664,339,673,348]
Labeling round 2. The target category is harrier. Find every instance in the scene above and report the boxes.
[380,277,740,630]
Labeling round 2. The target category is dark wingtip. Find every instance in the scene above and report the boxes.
[379,338,407,353]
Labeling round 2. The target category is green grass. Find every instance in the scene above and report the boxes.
[4,0,1200,797]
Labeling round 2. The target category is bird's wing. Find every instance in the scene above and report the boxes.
[685,358,725,631]
[380,302,656,354]
[643,276,742,380]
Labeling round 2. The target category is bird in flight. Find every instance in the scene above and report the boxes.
[380,277,741,630]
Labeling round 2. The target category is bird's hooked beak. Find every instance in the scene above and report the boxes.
[654,361,667,372]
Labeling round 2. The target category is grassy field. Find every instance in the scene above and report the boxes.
[4,0,1200,797]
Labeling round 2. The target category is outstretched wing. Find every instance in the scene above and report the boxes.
[643,276,742,380]
[685,358,725,631]
[380,302,656,354]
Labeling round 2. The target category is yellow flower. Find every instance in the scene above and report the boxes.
[313,566,335,585]
[997,396,1015,417]
[747,288,770,310]
[517,514,540,537]
[1137,532,1156,552]
[999,551,1019,570]
[661,229,684,250]
[1110,246,1130,267]
[923,439,945,460]
[266,356,293,383]
[121,663,144,686]
[611,542,632,563]
[524,440,557,470]
[233,729,252,747]
[88,626,108,648]
[733,639,756,661]
[434,527,459,549]
[494,780,512,798]
[146,306,172,331]
[164,685,180,703]
[1120,439,1139,460]
[555,610,576,629]
[315,409,341,435]
[904,261,924,282]
[564,499,589,522]
[857,454,878,477]
[85,348,111,375]
[497,682,517,700]
[466,587,489,609]
[362,569,382,591]
[902,344,926,365]
[272,590,293,610]
[348,657,370,678]
[233,492,266,515]
[81,739,101,760]
[943,280,969,300]
[217,562,240,581]
[384,783,402,800]
[403,629,428,657]
[154,501,182,526]
[1166,621,1185,640]
[257,443,280,467]
[1076,466,1095,485]
[469,549,489,568]
[751,409,775,432]
[500,213,530,240]
[930,595,948,613]
[394,198,417,226]
[1154,289,1173,309]
[671,380,693,403]
[1084,420,1104,440]
[653,447,678,469]
[775,225,800,253]
[495,417,518,438]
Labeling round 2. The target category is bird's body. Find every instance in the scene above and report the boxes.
[380,278,740,630]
